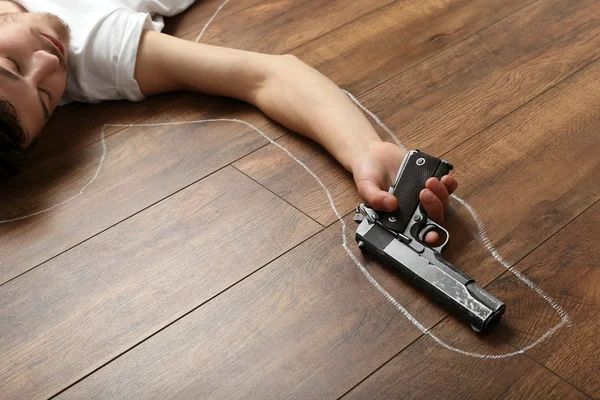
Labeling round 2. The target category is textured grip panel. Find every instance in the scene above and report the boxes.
[380,151,441,232]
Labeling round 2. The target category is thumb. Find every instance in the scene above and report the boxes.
[356,178,397,212]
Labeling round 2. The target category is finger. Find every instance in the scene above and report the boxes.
[356,179,397,212]
[426,178,450,209]
[424,230,439,245]
[420,188,444,224]
[441,175,458,194]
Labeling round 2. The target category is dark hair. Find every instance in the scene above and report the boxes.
[0,97,29,181]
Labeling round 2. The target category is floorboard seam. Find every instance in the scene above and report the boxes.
[439,55,600,160]
[338,199,598,398]
[0,147,271,287]
[37,96,190,165]
[1,119,294,287]
[338,308,456,399]
[231,165,326,228]
[512,344,595,399]
[172,0,264,39]
[47,222,327,399]
[352,0,541,99]
[282,0,397,55]
[13,0,555,286]
[4,0,597,396]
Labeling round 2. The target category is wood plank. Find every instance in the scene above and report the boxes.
[485,201,600,397]
[33,0,394,162]
[65,49,600,399]
[177,0,397,52]
[235,0,600,232]
[31,93,182,161]
[233,134,361,226]
[0,167,320,399]
[163,0,264,38]
[0,112,283,284]
[2,2,597,398]
[343,202,600,400]
[54,214,453,399]
[358,0,600,154]
[31,91,251,162]
[55,206,598,398]
[35,0,270,163]
[293,0,533,94]
[40,0,530,160]
[38,0,528,171]
[436,58,600,285]
[343,319,586,399]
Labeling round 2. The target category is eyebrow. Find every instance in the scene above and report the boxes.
[0,66,51,120]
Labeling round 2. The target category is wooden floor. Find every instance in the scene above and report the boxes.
[1,0,599,398]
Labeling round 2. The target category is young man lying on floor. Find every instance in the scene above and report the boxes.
[0,0,457,244]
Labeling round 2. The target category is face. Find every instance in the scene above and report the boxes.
[0,11,70,146]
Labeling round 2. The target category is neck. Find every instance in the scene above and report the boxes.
[0,1,26,13]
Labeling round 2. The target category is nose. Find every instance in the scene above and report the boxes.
[29,49,60,84]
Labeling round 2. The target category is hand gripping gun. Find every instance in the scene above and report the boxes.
[354,150,505,332]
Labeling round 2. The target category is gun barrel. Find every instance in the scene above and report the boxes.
[357,221,505,332]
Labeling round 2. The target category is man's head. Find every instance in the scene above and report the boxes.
[0,3,70,180]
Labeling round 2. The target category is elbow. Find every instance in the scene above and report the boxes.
[252,53,305,100]
[280,53,302,63]
[265,53,307,80]
[278,54,308,74]
[263,53,304,77]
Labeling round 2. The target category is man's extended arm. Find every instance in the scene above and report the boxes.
[134,31,457,233]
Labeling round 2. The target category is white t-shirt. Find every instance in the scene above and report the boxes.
[14,0,196,104]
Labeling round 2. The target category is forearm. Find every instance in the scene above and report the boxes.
[253,55,384,172]
[135,31,455,220]
[135,31,387,173]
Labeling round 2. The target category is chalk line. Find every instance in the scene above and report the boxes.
[344,93,570,357]
[0,128,108,224]
[0,0,570,359]
[342,90,407,151]
[195,0,230,42]
[0,114,571,358]
[0,0,229,225]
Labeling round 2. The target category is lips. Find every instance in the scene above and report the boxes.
[40,33,65,57]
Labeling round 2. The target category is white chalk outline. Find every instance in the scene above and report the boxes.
[0,0,570,358]
[0,129,108,224]
[195,0,230,42]
[343,93,571,357]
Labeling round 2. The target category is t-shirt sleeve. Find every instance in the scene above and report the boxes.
[62,8,162,104]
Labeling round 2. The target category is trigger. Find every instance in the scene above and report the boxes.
[418,225,438,242]
[418,222,450,252]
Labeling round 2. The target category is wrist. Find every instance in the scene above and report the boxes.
[349,140,406,175]
[346,138,379,173]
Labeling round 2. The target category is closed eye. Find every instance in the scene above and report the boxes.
[38,87,53,102]
[6,56,22,74]
[0,64,50,120]
[37,87,52,119]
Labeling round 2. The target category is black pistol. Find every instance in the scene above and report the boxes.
[354,150,505,333]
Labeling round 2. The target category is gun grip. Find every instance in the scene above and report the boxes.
[379,150,453,233]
